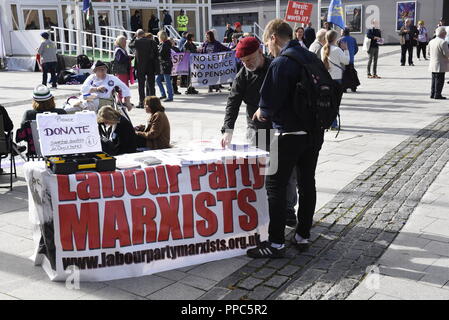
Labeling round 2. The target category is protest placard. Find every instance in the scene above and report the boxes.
[171,50,190,76]
[190,51,237,87]
[285,1,314,24]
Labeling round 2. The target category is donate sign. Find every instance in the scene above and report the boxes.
[36,111,101,156]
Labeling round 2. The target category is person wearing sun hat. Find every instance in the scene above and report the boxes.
[20,84,66,129]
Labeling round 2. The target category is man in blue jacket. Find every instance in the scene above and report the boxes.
[248,19,325,258]
[340,28,360,92]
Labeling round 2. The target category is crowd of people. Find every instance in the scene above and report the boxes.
[3,15,449,260]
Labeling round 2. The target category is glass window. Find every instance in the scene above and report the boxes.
[11,5,19,30]
[43,10,58,30]
[23,10,40,30]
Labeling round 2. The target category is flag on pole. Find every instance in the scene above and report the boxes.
[327,0,345,29]
[82,0,91,13]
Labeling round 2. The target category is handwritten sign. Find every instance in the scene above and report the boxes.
[36,111,101,156]
[285,1,314,24]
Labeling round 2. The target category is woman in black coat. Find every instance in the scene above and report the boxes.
[97,106,137,156]
[156,31,174,102]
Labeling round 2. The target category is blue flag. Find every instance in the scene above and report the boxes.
[327,0,345,29]
[82,0,91,13]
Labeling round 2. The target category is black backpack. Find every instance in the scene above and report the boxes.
[76,54,92,69]
[281,52,343,133]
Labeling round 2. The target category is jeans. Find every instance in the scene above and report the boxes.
[417,42,427,59]
[266,133,324,244]
[42,62,58,87]
[401,41,414,65]
[137,69,155,104]
[367,47,379,75]
[431,72,445,98]
[156,74,173,100]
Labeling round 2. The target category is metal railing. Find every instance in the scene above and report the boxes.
[164,25,182,41]
[51,26,116,61]
[100,26,135,42]
[253,22,264,42]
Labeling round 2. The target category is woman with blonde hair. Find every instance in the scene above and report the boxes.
[417,20,429,60]
[156,30,174,102]
[112,35,132,102]
[321,29,349,129]
[97,105,137,155]
[135,96,170,150]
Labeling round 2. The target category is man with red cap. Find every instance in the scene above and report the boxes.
[234,22,243,35]
[220,37,299,228]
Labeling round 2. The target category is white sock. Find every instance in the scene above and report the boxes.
[295,233,309,244]
[270,242,285,249]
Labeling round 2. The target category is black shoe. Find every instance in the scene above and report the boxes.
[430,96,435,99]
[0,168,3,174]
[291,234,310,252]
[208,88,213,93]
[160,96,167,99]
[246,241,286,259]
[401,64,405,66]
[351,88,357,92]
[434,96,447,100]
[174,91,182,95]
[409,63,414,66]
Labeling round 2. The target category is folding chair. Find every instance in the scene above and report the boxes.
[0,115,17,190]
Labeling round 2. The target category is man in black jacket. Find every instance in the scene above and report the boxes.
[249,20,325,258]
[400,19,418,66]
[131,10,142,32]
[304,22,316,48]
[129,29,160,108]
[220,37,299,228]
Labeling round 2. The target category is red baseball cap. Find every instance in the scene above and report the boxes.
[235,37,261,59]
[234,22,242,28]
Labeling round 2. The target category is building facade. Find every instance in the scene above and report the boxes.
[211,0,445,44]
[0,0,212,56]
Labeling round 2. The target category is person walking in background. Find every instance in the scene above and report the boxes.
[38,32,58,89]
[163,10,173,36]
[321,29,350,129]
[309,29,327,60]
[417,20,429,60]
[112,35,132,103]
[367,19,382,79]
[129,29,160,108]
[400,18,418,66]
[130,10,142,32]
[304,22,316,48]
[156,31,174,102]
[340,28,360,92]
[200,30,230,93]
[148,14,160,35]
[428,27,449,99]
[223,23,235,43]
[184,33,199,95]
[294,27,307,48]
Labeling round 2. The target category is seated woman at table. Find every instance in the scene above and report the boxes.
[65,61,133,114]
[135,96,170,150]
[97,105,137,155]
[20,84,66,129]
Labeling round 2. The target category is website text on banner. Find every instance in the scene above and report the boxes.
[24,160,269,281]
[285,1,314,24]
[190,51,237,87]
[171,50,190,76]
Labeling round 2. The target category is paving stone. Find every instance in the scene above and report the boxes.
[180,275,218,291]
[253,267,277,280]
[266,258,290,269]
[290,255,313,267]
[265,275,289,288]
[278,265,301,277]
[223,288,250,300]
[248,285,275,300]
[147,282,205,300]
[237,277,264,290]
[321,278,359,300]
[199,287,231,300]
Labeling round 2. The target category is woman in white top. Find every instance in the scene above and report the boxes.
[321,29,350,82]
[295,27,307,48]
[321,30,349,129]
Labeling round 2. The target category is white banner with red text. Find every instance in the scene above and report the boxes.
[24,159,269,281]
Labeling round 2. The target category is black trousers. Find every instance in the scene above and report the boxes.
[417,42,427,59]
[42,62,57,87]
[266,133,323,244]
[137,69,155,104]
[431,72,445,98]
[401,41,414,65]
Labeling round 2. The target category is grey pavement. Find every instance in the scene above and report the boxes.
[1,45,449,300]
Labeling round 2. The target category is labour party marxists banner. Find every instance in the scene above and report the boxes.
[24,159,269,281]
[171,50,190,76]
[190,51,237,87]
